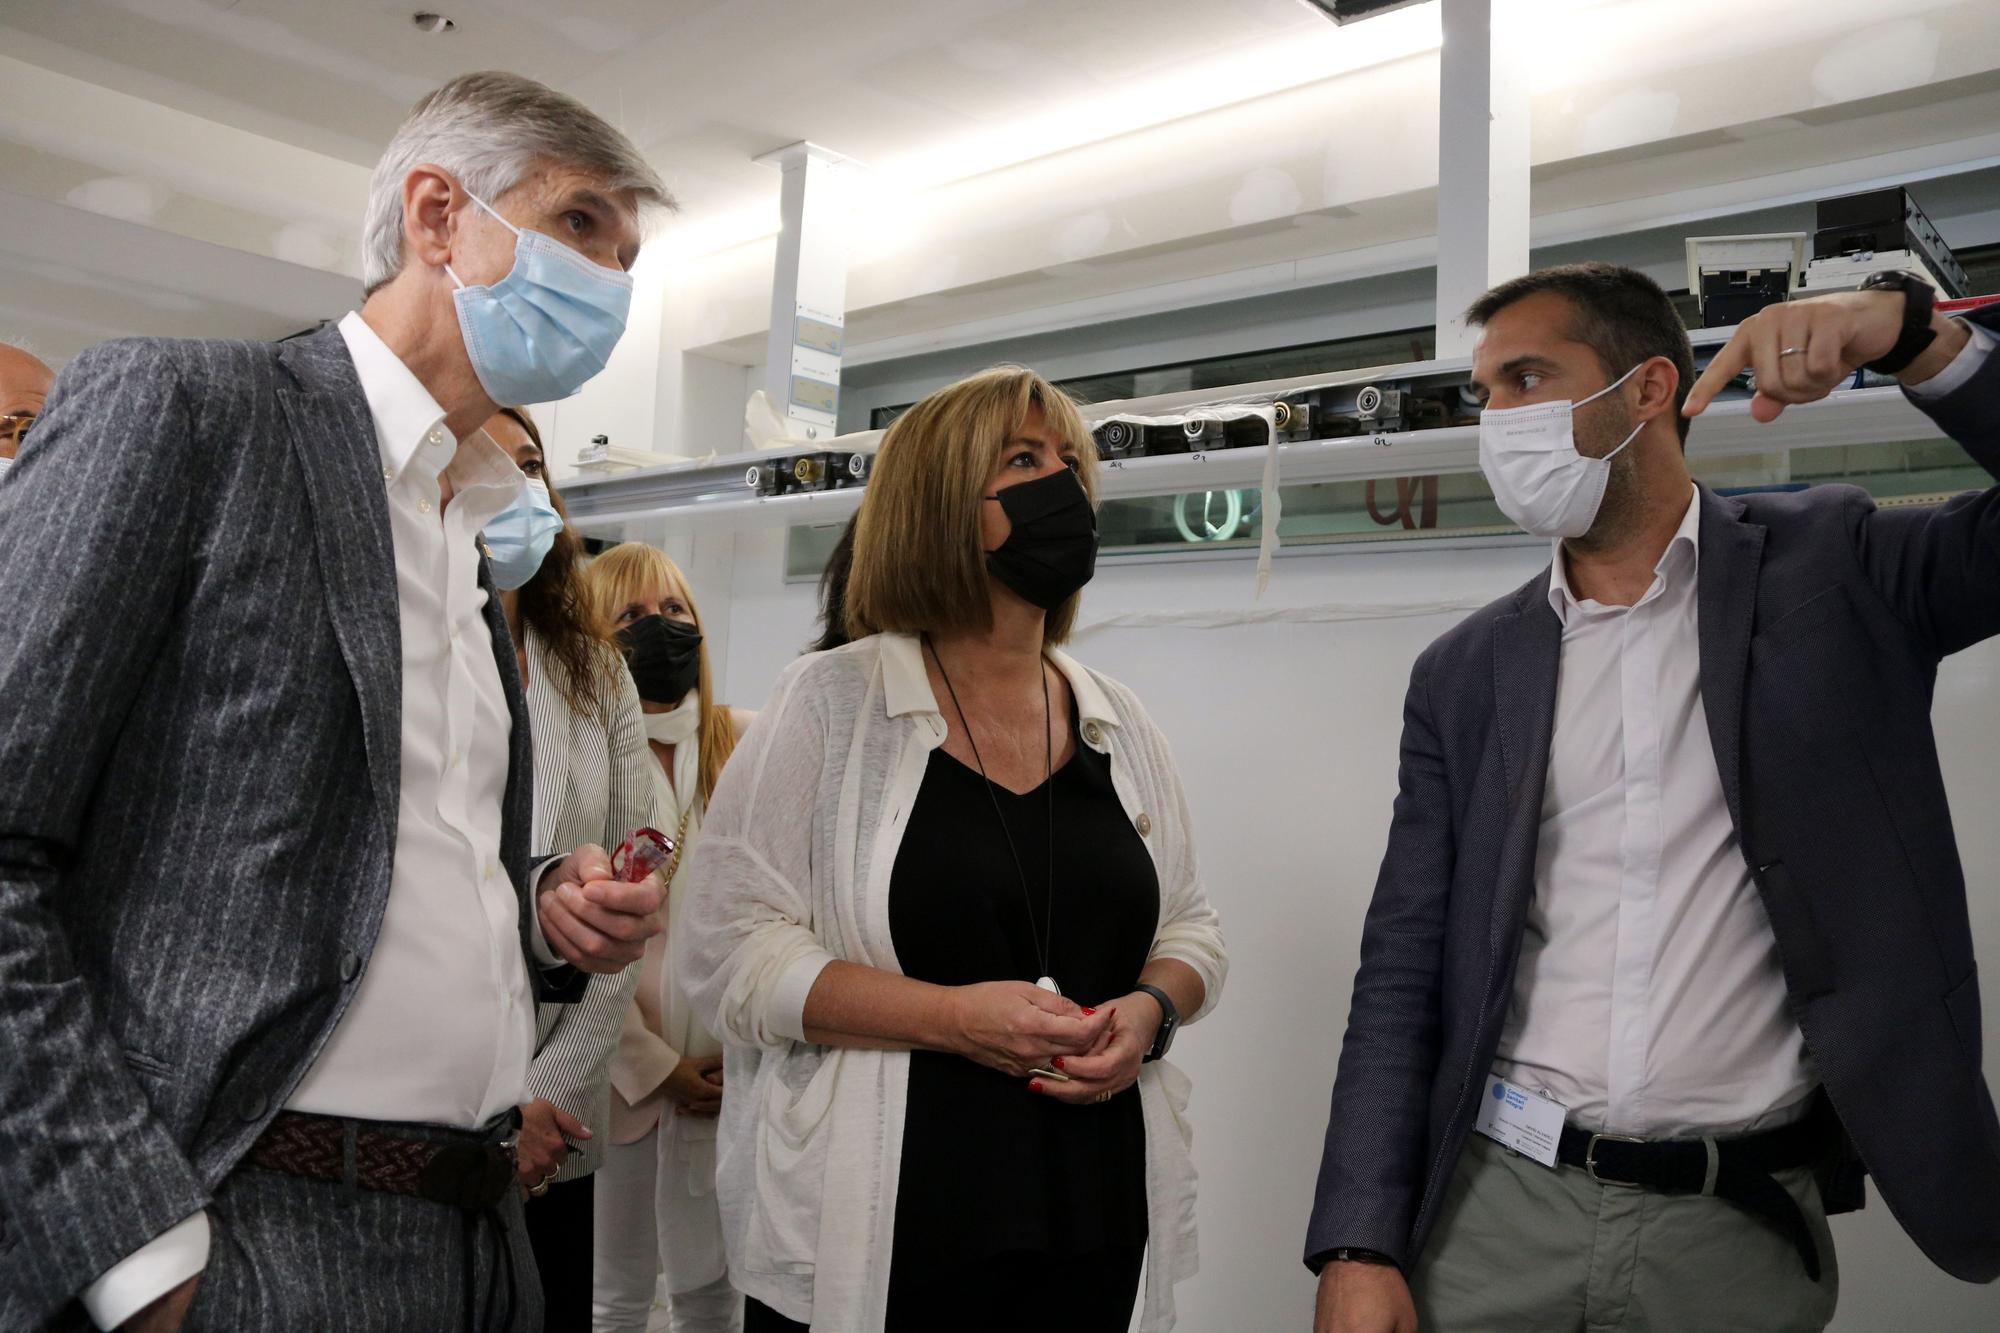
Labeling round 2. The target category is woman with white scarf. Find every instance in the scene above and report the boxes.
[586,543,753,1333]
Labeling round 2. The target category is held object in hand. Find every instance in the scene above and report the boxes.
[610,826,676,883]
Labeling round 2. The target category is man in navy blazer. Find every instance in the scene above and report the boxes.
[1309,262,2000,1332]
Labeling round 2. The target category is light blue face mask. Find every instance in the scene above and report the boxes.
[447,190,633,406]
[484,477,564,591]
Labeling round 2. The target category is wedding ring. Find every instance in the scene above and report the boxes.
[1780,346,1805,357]
[1093,1091,1114,1104]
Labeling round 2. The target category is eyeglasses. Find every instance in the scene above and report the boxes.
[0,413,33,449]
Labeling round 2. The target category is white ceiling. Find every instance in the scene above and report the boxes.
[3,0,1998,369]
[1,0,1339,226]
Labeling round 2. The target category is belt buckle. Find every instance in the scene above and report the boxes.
[419,1142,512,1210]
[1585,1132,1646,1186]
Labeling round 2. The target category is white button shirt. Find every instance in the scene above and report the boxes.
[286,312,534,1125]
[1491,486,1817,1138]
[84,312,537,1327]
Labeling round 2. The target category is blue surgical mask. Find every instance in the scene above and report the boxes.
[447,189,633,406]
[484,477,564,591]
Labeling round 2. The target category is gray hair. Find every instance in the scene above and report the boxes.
[361,71,672,294]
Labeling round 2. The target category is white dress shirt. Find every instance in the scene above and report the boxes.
[285,311,533,1125]
[1487,321,1995,1142]
[84,311,535,1327]
[1491,486,1817,1138]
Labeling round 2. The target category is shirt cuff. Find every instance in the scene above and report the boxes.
[82,1212,210,1330]
[770,949,837,1044]
[1906,318,1994,399]
[529,855,564,968]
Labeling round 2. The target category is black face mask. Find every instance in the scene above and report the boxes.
[984,467,1099,611]
[616,615,702,705]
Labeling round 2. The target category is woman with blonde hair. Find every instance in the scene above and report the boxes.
[586,542,753,1333]
[676,366,1227,1332]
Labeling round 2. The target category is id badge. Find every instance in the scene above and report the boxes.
[1473,1074,1566,1168]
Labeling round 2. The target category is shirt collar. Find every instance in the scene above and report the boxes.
[336,311,452,486]
[1547,483,1701,623]
[878,632,1120,744]
[336,311,524,528]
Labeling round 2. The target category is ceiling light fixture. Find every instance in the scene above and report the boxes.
[412,12,456,34]
[1296,0,1432,23]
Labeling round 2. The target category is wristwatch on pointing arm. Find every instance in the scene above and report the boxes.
[1855,270,1939,376]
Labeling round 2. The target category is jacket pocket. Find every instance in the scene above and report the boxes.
[1945,968,1983,1065]
[1754,861,1837,1001]
[739,1047,840,1276]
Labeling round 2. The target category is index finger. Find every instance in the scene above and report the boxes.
[1683,332,1750,418]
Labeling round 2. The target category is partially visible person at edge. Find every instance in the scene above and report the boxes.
[0,71,670,1333]
[485,407,658,1333]
[806,516,857,654]
[1308,262,2000,1333]
[675,366,1228,1332]
[0,340,54,479]
[584,541,755,1333]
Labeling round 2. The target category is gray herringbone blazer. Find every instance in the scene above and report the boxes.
[0,325,585,1328]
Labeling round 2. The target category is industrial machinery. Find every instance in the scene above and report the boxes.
[1798,186,1968,299]
[745,450,871,497]
[1684,233,1809,327]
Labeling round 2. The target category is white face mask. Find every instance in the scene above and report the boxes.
[1478,362,1646,539]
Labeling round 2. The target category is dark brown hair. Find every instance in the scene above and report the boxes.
[809,516,857,655]
[1465,261,1696,444]
[502,406,619,723]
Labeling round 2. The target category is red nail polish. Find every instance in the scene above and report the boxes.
[1081,1006,1096,1016]
[1052,1057,1066,1070]
[1028,1080,1044,1093]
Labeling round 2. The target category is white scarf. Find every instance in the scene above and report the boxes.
[645,695,704,838]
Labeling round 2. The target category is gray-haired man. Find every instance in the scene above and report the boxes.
[0,73,673,1331]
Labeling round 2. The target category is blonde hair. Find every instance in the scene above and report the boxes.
[845,366,1098,645]
[585,543,736,809]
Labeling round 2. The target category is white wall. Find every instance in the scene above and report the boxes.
[699,530,2000,1333]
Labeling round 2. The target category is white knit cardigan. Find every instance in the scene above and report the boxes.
[674,632,1228,1331]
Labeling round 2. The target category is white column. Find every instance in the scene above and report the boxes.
[1433,0,1530,358]
[760,141,852,441]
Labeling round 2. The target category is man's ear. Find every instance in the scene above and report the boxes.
[401,164,461,274]
[1634,355,1680,424]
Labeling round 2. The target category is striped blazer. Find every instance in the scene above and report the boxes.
[523,625,658,1180]
[0,329,583,1328]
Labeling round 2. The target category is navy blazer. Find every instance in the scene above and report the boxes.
[0,327,585,1327]
[1307,305,2000,1284]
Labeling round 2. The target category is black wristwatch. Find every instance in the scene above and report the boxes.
[1856,270,1939,375]
[1134,983,1179,1063]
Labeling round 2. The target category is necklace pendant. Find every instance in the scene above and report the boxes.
[1035,975,1061,996]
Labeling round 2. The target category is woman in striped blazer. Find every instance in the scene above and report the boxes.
[585,542,754,1333]
[486,408,658,1333]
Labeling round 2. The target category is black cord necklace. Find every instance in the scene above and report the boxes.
[927,638,1059,996]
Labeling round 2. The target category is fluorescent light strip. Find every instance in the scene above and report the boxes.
[664,5,1444,260]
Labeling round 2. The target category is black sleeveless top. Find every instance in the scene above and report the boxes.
[887,713,1159,1264]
